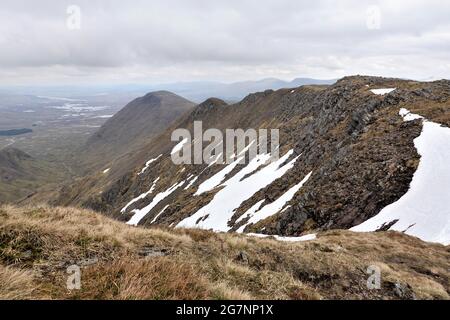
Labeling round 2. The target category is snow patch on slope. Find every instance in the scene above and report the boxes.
[399,108,424,122]
[171,138,188,155]
[177,150,299,231]
[237,171,312,232]
[120,177,160,213]
[207,153,223,167]
[138,154,162,175]
[247,233,317,242]
[150,205,170,224]
[184,175,199,190]
[351,110,450,245]
[127,180,185,226]
[237,140,256,156]
[235,200,265,225]
[195,156,244,196]
[370,88,396,95]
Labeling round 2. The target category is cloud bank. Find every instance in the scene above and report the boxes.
[0,0,449,84]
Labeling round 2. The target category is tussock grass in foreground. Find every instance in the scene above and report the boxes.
[0,205,448,300]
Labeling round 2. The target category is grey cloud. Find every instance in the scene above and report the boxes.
[0,0,449,84]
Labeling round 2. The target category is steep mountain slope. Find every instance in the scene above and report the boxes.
[79,91,196,172]
[0,147,68,203]
[1,205,448,300]
[57,76,450,244]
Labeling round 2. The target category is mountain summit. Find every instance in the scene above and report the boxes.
[80,91,195,172]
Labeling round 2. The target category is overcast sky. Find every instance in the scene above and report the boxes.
[0,0,449,85]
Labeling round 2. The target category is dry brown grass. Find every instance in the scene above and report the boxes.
[0,204,448,300]
[66,256,210,300]
[0,265,43,299]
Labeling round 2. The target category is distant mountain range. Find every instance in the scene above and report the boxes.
[0,77,336,104]
[145,78,336,102]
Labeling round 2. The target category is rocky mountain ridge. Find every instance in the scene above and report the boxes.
[56,76,450,244]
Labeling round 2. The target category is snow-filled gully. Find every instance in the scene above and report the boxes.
[352,108,450,245]
[177,150,304,232]
[125,150,317,241]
